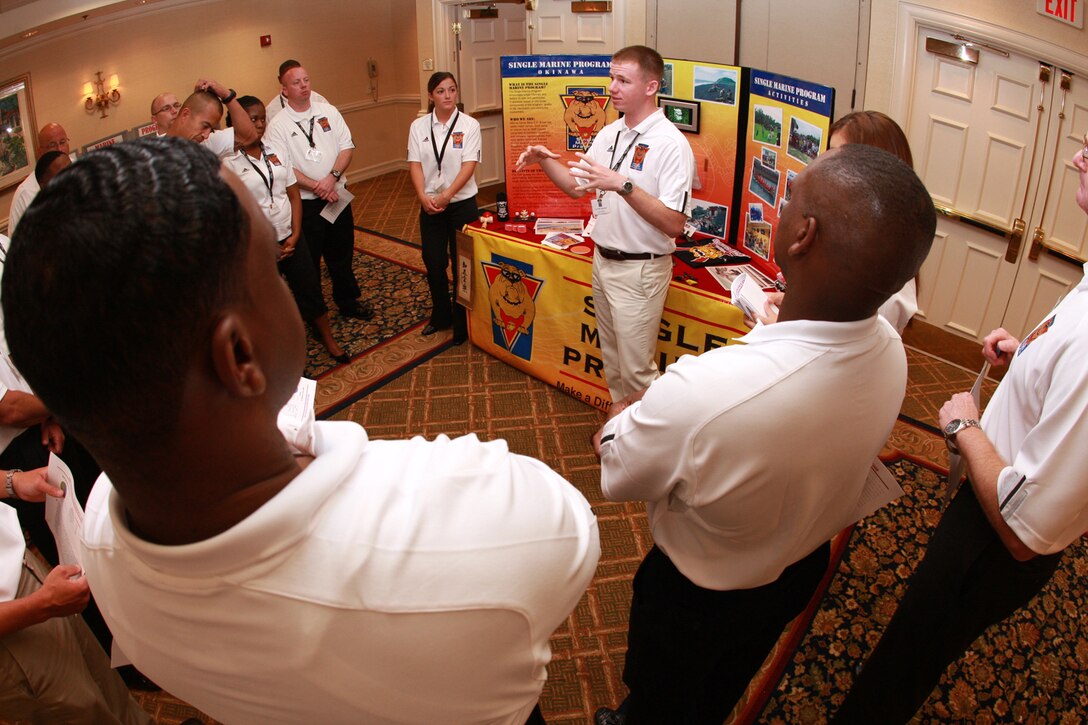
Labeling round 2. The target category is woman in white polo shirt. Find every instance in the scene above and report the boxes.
[407,72,482,344]
[226,96,349,365]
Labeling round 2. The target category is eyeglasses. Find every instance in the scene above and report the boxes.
[154,102,181,115]
[1082,131,1087,161]
[44,139,69,150]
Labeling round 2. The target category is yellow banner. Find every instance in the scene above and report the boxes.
[466,227,749,411]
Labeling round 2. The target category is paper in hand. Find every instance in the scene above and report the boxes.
[849,458,905,523]
[944,362,990,505]
[43,453,85,571]
[277,376,317,456]
[320,186,354,223]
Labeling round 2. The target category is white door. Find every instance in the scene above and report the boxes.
[903,26,1064,340]
[527,0,619,55]
[442,2,528,187]
[1002,73,1088,336]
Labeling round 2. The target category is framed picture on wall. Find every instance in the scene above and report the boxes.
[658,97,700,134]
[0,74,38,192]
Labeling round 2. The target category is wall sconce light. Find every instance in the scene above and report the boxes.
[84,71,121,118]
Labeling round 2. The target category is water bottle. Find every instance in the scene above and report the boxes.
[496,191,509,222]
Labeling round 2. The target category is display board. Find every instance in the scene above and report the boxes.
[738,69,835,279]
[501,55,616,217]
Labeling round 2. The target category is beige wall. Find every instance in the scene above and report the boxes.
[865,0,1087,113]
[1,0,421,227]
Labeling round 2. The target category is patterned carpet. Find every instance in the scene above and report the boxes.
[44,173,1084,724]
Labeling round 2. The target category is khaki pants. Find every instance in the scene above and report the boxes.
[0,550,151,725]
[591,251,673,402]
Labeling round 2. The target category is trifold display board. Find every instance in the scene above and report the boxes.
[501,56,834,282]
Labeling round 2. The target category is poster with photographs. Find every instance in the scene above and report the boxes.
[738,69,834,279]
[663,59,742,223]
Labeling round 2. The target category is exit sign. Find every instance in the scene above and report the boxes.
[1037,0,1083,28]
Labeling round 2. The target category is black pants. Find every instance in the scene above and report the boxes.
[301,197,360,309]
[622,542,829,724]
[278,231,327,322]
[834,486,1062,724]
[420,197,478,337]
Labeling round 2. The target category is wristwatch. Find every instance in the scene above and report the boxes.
[331,169,342,180]
[220,88,237,105]
[4,469,21,499]
[943,418,980,453]
[617,178,634,196]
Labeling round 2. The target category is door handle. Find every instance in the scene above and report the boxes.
[1028,226,1046,261]
[1004,218,1026,263]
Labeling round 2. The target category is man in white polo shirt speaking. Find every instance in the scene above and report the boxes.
[517,45,694,404]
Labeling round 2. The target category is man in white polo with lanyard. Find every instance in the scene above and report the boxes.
[264,59,329,122]
[265,64,372,320]
[516,45,693,404]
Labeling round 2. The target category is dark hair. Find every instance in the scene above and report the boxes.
[3,136,249,451]
[612,45,665,85]
[226,95,263,128]
[805,144,934,294]
[425,72,456,113]
[34,150,67,184]
[829,111,914,169]
[181,90,223,117]
[278,59,302,80]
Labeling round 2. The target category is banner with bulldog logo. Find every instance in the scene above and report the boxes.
[464,227,748,411]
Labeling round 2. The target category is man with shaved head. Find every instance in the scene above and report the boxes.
[150,92,180,135]
[168,79,256,156]
[592,144,936,724]
[7,123,70,234]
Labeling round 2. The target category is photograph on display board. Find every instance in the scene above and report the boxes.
[761,146,777,170]
[752,104,782,146]
[743,216,773,261]
[788,116,823,165]
[784,169,798,201]
[749,157,779,206]
[707,263,776,292]
[661,62,674,96]
[747,202,764,224]
[779,197,789,215]
[689,198,729,238]
[693,66,738,105]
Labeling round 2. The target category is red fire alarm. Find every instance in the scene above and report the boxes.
[260,35,272,48]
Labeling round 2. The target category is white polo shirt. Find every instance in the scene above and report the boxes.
[987,265,1088,554]
[583,109,694,255]
[223,142,297,241]
[264,90,330,121]
[0,235,35,454]
[264,100,353,200]
[600,315,906,590]
[406,111,482,203]
[202,127,236,160]
[6,173,39,235]
[81,421,600,725]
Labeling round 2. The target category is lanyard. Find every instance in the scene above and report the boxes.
[294,116,316,149]
[430,111,459,171]
[243,145,275,207]
[608,128,641,173]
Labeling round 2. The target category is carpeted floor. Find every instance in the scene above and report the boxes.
[46,172,1086,725]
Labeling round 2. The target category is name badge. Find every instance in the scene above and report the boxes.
[592,195,611,216]
[305,147,323,162]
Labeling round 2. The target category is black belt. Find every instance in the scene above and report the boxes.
[596,246,667,261]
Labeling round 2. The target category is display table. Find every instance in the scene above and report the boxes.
[460,222,749,411]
